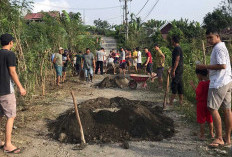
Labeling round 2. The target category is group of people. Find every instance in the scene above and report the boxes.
[0,27,231,155]
[169,30,232,148]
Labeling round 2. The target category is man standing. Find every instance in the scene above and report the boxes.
[62,50,70,83]
[154,44,165,88]
[136,47,142,73]
[132,48,138,72]
[53,47,63,86]
[119,47,126,76]
[144,47,153,75]
[82,48,95,82]
[75,51,82,76]
[0,33,26,154]
[197,29,232,147]
[169,36,184,106]
[95,47,105,75]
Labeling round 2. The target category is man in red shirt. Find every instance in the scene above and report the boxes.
[144,47,153,75]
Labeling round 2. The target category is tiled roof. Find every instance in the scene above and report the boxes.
[24,12,60,20]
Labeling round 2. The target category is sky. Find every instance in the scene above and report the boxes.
[32,0,222,25]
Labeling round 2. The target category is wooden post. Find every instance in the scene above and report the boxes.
[163,70,170,109]
[202,40,206,65]
[71,91,86,144]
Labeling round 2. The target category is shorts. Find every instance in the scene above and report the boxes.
[207,82,232,110]
[84,67,93,78]
[0,93,16,118]
[62,66,68,72]
[55,65,62,77]
[146,63,153,74]
[197,102,213,124]
[108,62,115,68]
[171,74,183,94]
[133,60,137,66]
[120,62,127,69]
[137,63,142,69]
[157,67,164,78]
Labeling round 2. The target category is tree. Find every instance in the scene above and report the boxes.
[93,18,111,35]
[203,9,232,31]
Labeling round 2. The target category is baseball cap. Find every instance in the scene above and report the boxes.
[0,33,14,46]
[59,47,64,50]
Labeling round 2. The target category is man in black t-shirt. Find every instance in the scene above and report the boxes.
[0,33,26,154]
[169,36,184,106]
[62,50,70,83]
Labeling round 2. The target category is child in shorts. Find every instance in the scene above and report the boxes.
[190,68,214,140]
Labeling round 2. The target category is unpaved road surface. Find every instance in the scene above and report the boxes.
[0,75,227,157]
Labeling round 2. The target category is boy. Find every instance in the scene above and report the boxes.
[190,69,214,140]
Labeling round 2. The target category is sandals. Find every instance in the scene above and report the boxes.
[4,148,21,154]
[208,139,224,148]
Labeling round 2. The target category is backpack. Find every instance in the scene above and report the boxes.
[51,53,55,62]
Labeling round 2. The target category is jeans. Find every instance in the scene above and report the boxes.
[84,67,93,78]
[95,61,103,75]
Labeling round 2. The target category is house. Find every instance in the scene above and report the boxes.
[149,22,173,39]
[24,11,60,22]
[221,27,232,41]
[159,22,172,39]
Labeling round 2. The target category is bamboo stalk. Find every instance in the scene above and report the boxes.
[202,40,206,65]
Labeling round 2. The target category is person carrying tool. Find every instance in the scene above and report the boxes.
[169,36,184,106]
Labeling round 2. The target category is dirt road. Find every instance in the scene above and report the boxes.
[0,75,226,157]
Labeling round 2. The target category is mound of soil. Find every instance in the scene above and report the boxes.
[97,76,129,88]
[48,97,175,144]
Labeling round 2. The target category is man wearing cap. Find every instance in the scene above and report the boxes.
[53,47,63,86]
[0,33,26,154]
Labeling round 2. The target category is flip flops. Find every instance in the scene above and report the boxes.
[208,141,224,148]
[4,148,21,154]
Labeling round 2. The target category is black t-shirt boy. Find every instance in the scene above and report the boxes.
[172,46,183,75]
[0,49,16,96]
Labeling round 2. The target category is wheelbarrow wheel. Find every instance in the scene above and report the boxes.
[129,80,137,90]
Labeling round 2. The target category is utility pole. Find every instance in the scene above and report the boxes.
[120,0,132,41]
[83,9,86,25]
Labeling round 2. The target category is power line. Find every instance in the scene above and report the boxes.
[105,16,123,21]
[142,0,160,22]
[136,0,150,17]
[35,2,121,11]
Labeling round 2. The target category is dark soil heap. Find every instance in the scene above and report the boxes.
[48,97,175,144]
[97,76,129,88]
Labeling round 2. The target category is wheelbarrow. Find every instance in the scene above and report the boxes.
[128,74,157,89]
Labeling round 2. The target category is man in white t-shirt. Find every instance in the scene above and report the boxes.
[197,29,232,148]
[95,47,105,75]
[136,47,142,73]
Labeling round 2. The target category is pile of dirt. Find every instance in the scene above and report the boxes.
[48,97,175,144]
[97,76,129,88]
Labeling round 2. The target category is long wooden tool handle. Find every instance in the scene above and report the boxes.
[71,91,86,144]
[163,71,170,109]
